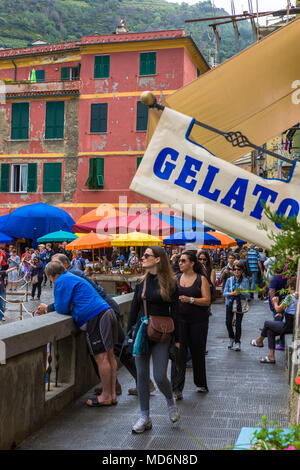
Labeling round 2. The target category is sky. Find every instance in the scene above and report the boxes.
[166,1,296,25]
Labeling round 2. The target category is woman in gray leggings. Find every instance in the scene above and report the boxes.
[127,246,180,434]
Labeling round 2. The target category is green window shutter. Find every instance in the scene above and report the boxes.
[85,158,104,190]
[94,56,110,79]
[61,67,69,81]
[140,52,156,76]
[90,103,107,133]
[85,158,94,188]
[27,163,37,193]
[36,70,45,82]
[43,162,62,193]
[95,158,104,189]
[0,163,10,192]
[11,103,29,140]
[137,157,143,169]
[136,101,149,131]
[45,101,65,139]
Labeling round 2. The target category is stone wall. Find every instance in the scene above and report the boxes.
[0,293,133,450]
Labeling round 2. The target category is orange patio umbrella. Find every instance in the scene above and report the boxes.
[76,205,126,225]
[65,232,112,266]
[198,232,238,249]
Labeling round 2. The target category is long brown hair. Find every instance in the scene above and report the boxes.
[140,245,177,302]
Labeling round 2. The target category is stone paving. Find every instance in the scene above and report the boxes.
[16,292,289,451]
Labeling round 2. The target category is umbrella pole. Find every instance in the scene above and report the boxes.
[92,249,95,268]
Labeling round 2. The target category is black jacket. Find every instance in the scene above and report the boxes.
[127,273,179,342]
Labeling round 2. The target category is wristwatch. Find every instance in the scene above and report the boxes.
[190,297,195,304]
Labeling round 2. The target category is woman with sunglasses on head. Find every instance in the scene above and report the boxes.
[171,250,211,400]
[223,261,250,351]
[127,246,180,434]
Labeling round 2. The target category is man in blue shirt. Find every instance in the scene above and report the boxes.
[247,245,263,299]
[41,261,119,407]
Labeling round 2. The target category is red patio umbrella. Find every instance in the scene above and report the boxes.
[74,212,174,237]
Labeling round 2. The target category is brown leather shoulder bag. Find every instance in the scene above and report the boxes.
[142,279,175,343]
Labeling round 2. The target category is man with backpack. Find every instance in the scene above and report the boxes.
[71,250,86,271]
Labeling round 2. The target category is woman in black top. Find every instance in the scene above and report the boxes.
[171,250,211,400]
[127,245,180,434]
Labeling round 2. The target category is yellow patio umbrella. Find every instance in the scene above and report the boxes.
[65,232,112,266]
[111,231,163,247]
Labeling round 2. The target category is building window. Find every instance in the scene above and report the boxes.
[61,65,80,81]
[90,103,108,133]
[45,101,65,139]
[136,101,149,131]
[85,158,104,190]
[11,102,29,140]
[0,163,37,193]
[140,52,156,76]
[94,56,110,79]
[36,70,45,82]
[43,162,62,193]
[137,157,143,169]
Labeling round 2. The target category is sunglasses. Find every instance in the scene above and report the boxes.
[143,253,154,259]
[198,258,207,261]
[178,259,187,263]
[233,268,242,271]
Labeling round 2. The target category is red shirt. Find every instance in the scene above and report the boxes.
[0,250,6,266]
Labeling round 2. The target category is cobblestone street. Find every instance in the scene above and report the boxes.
[17,293,290,451]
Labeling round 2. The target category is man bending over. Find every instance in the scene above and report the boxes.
[41,261,118,407]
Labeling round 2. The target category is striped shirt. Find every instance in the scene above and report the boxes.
[247,249,260,272]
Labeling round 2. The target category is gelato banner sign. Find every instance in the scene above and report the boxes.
[130,108,300,248]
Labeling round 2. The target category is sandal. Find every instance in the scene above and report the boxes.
[250,339,264,348]
[112,399,118,405]
[260,356,275,364]
[86,397,113,407]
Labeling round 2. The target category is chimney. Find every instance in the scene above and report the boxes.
[116,19,128,34]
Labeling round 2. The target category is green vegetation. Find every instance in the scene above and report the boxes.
[0,0,254,63]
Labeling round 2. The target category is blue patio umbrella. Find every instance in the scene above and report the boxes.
[155,214,211,232]
[163,230,221,245]
[1,203,75,248]
[0,214,9,232]
[0,232,14,243]
[234,237,247,245]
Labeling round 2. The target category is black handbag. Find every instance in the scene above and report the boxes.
[122,320,141,354]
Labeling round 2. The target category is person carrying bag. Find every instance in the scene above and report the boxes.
[127,245,180,434]
[223,261,250,351]
[142,278,175,343]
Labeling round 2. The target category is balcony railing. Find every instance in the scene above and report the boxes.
[4,78,81,98]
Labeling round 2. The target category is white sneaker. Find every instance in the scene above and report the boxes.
[228,339,234,349]
[169,406,180,423]
[233,342,241,351]
[132,416,152,434]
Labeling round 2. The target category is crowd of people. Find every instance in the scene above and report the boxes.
[0,241,297,435]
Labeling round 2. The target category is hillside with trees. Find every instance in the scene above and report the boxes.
[0,0,254,63]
